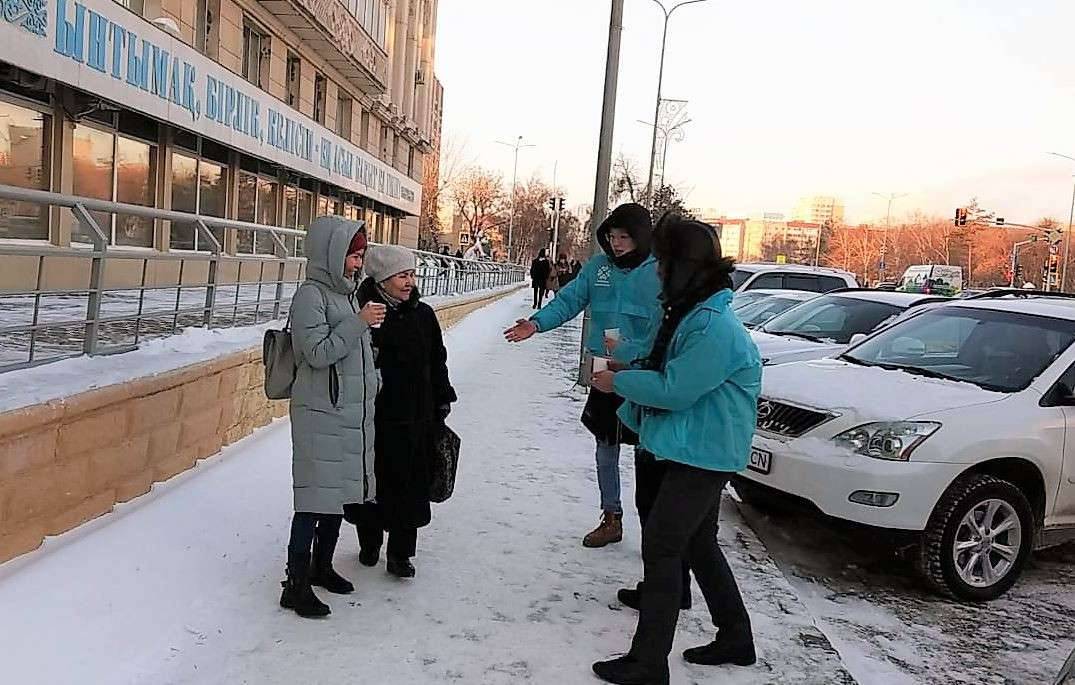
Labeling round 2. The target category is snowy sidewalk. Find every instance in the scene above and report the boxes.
[0,293,852,684]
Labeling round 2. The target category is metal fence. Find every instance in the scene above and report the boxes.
[0,185,525,373]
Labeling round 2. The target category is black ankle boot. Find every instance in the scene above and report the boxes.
[592,655,669,684]
[683,634,756,666]
[280,562,331,618]
[386,557,416,578]
[617,584,691,611]
[358,546,381,568]
[310,533,354,594]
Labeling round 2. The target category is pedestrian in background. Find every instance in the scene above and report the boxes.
[556,253,572,288]
[282,217,385,619]
[345,245,457,579]
[591,215,760,684]
[530,249,553,309]
[505,203,661,549]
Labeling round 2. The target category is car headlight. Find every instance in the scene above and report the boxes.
[833,422,940,461]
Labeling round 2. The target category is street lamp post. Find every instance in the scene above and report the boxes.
[643,0,708,207]
[497,136,535,263]
[1046,152,1075,292]
[873,191,908,283]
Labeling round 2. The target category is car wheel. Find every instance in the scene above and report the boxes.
[917,474,1034,602]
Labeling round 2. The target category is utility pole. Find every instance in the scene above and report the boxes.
[643,0,708,207]
[873,191,908,282]
[497,136,535,263]
[578,0,624,385]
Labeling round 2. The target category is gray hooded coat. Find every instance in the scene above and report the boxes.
[289,216,379,514]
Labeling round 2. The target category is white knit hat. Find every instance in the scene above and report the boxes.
[365,244,417,283]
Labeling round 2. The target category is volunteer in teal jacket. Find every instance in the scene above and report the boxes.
[504,203,661,549]
[591,215,761,685]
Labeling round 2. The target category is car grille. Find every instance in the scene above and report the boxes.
[755,398,834,437]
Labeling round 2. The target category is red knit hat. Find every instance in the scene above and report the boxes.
[347,229,368,256]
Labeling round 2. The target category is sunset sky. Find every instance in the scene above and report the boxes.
[436,0,1075,225]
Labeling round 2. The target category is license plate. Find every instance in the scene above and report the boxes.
[748,448,772,475]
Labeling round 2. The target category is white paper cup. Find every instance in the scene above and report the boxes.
[369,302,387,329]
[592,356,609,374]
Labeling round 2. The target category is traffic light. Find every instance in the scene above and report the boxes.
[547,198,556,211]
[954,208,968,227]
[557,198,566,211]
[996,217,1005,226]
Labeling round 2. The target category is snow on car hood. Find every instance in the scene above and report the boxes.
[751,331,843,365]
[760,357,1005,423]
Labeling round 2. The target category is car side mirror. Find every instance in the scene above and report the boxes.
[849,333,868,346]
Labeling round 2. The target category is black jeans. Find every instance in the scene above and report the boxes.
[634,451,691,600]
[347,502,418,560]
[287,512,343,570]
[532,286,549,309]
[630,463,753,665]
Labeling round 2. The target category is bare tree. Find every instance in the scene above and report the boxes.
[419,135,470,250]
[450,166,506,244]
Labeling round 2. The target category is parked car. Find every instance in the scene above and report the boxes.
[751,290,946,365]
[734,290,819,329]
[731,288,784,311]
[731,263,858,293]
[897,264,964,297]
[736,292,1075,601]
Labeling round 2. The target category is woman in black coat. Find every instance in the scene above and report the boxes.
[344,245,457,579]
[530,249,553,309]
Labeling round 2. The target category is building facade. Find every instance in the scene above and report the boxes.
[0,0,439,251]
[792,195,845,226]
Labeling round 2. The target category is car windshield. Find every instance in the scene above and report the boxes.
[841,307,1075,393]
[760,294,903,344]
[731,268,755,290]
[731,291,770,311]
[735,296,809,328]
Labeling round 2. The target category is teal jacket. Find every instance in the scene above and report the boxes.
[615,289,762,472]
[530,254,661,364]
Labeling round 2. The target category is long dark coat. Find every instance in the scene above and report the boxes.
[353,277,456,530]
[530,257,552,289]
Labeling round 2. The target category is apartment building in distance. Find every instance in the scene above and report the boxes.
[0,0,440,252]
[792,195,845,226]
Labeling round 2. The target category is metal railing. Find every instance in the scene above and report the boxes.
[0,185,525,373]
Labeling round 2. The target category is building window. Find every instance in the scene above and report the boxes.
[195,0,219,59]
[114,0,145,14]
[286,53,301,110]
[237,170,280,255]
[170,151,228,252]
[72,124,157,248]
[350,0,388,48]
[313,72,327,125]
[242,20,270,88]
[407,146,416,178]
[0,101,50,240]
[360,109,371,149]
[281,185,313,255]
[336,94,353,140]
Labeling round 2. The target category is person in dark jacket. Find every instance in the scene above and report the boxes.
[530,249,553,309]
[555,253,573,288]
[345,244,457,579]
[591,215,760,684]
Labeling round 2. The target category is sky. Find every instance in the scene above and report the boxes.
[434,0,1075,225]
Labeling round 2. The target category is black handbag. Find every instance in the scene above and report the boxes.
[429,423,461,504]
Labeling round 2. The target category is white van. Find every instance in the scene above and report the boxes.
[897,264,962,297]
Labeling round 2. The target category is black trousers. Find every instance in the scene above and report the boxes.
[347,503,418,560]
[634,451,691,600]
[286,512,343,569]
[532,286,549,309]
[630,463,753,665]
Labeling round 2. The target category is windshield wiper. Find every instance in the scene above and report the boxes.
[766,331,824,343]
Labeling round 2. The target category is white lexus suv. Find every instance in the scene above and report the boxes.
[735,292,1075,601]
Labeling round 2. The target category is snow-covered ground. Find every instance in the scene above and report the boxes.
[0,284,522,414]
[737,498,1075,684]
[0,292,852,684]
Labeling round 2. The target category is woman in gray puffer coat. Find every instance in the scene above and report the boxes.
[281,216,385,619]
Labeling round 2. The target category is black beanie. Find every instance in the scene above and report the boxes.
[596,203,653,269]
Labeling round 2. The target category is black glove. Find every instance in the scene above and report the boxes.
[437,404,451,421]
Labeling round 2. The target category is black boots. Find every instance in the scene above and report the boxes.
[310,535,354,594]
[280,561,331,618]
[682,634,757,666]
[387,557,416,578]
[617,584,691,612]
[592,655,669,685]
[358,546,381,568]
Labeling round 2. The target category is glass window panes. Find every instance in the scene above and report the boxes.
[0,101,50,240]
[286,54,301,109]
[313,73,327,125]
[72,124,115,244]
[237,171,256,253]
[114,136,156,247]
[242,20,268,87]
[336,95,352,140]
[170,152,198,250]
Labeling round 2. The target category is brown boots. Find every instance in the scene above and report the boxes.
[583,511,623,548]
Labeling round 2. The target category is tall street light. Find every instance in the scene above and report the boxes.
[497,136,535,262]
[873,191,908,282]
[1046,152,1075,291]
[643,0,708,207]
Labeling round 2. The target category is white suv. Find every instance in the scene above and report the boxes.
[735,292,1075,601]
[732,263,858,293]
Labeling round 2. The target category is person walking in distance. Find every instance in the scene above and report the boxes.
[530,249,553,309]
[282,217,385,618]
[505,203,661,549]
[591,215,760,684]
[345,245,457,579]
[555,253,573,289]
